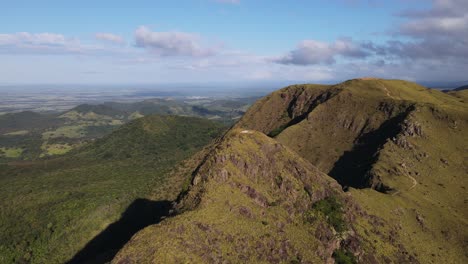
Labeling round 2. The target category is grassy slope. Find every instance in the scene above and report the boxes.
[234,79,468,263]
[350,102,467,263]
[0,115,224,264]
[113,129,416,263]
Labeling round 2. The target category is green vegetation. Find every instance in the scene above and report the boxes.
[0,115,224,264]
[41,143,73,156]
[0,147,24,158]
[42,125,87,139]
[0,111,62,135]
[267,124,288,137]
[333,249,357,264]
[307,196,346,233]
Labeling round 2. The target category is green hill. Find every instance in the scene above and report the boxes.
[114,129,413,263]
[114,79,467,263]
[0,115,224,264]
[236,79,466,188]
[71,104,127,118]
[103,99,194,116]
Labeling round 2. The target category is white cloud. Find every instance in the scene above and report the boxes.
[274,38,370,65]
[367,0,468,62]
[0,32,67,46]
[0,31,137,57]
[398,0,468,38]
[272,0,468,80]
[134,26,216,57]
[0,32,95,55]
[95,33,125,44]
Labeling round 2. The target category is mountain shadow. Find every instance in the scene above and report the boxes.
[268,90,338,137]
[67,199,172,264]
[328,110,411,191]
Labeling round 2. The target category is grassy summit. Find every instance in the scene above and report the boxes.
[236,78,466,188]
[0,115,224,264]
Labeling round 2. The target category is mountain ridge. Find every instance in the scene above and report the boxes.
[114,129,414,263]
[235,78,466,191]
[114,79,467,264]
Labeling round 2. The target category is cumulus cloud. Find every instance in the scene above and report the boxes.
[398,0,468,38]
[134,26,216,57]
[95,33,125,44]
[365,38,468,61]
[274,38,370,65]
[274,0,468,81]
[341,0,468,81]
[0,32,67,47]
[0,32,97,55]
[389,0,468,61]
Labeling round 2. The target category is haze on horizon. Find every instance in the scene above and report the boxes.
[0,0,467,85]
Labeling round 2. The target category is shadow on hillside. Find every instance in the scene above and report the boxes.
[268,91,338,137]
[285,91,337,127]
[67,199,172,264]
[329,110,410,191]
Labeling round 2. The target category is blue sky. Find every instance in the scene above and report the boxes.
[0,0,466,84]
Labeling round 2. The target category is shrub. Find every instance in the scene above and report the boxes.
[333,249,357,264]
[311,196,347,233]
[268,124,288,137]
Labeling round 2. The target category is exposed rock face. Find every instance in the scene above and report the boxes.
[177,130,342,212]
[401,119,423,137]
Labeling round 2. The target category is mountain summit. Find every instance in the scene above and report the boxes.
[236,79,466,191]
